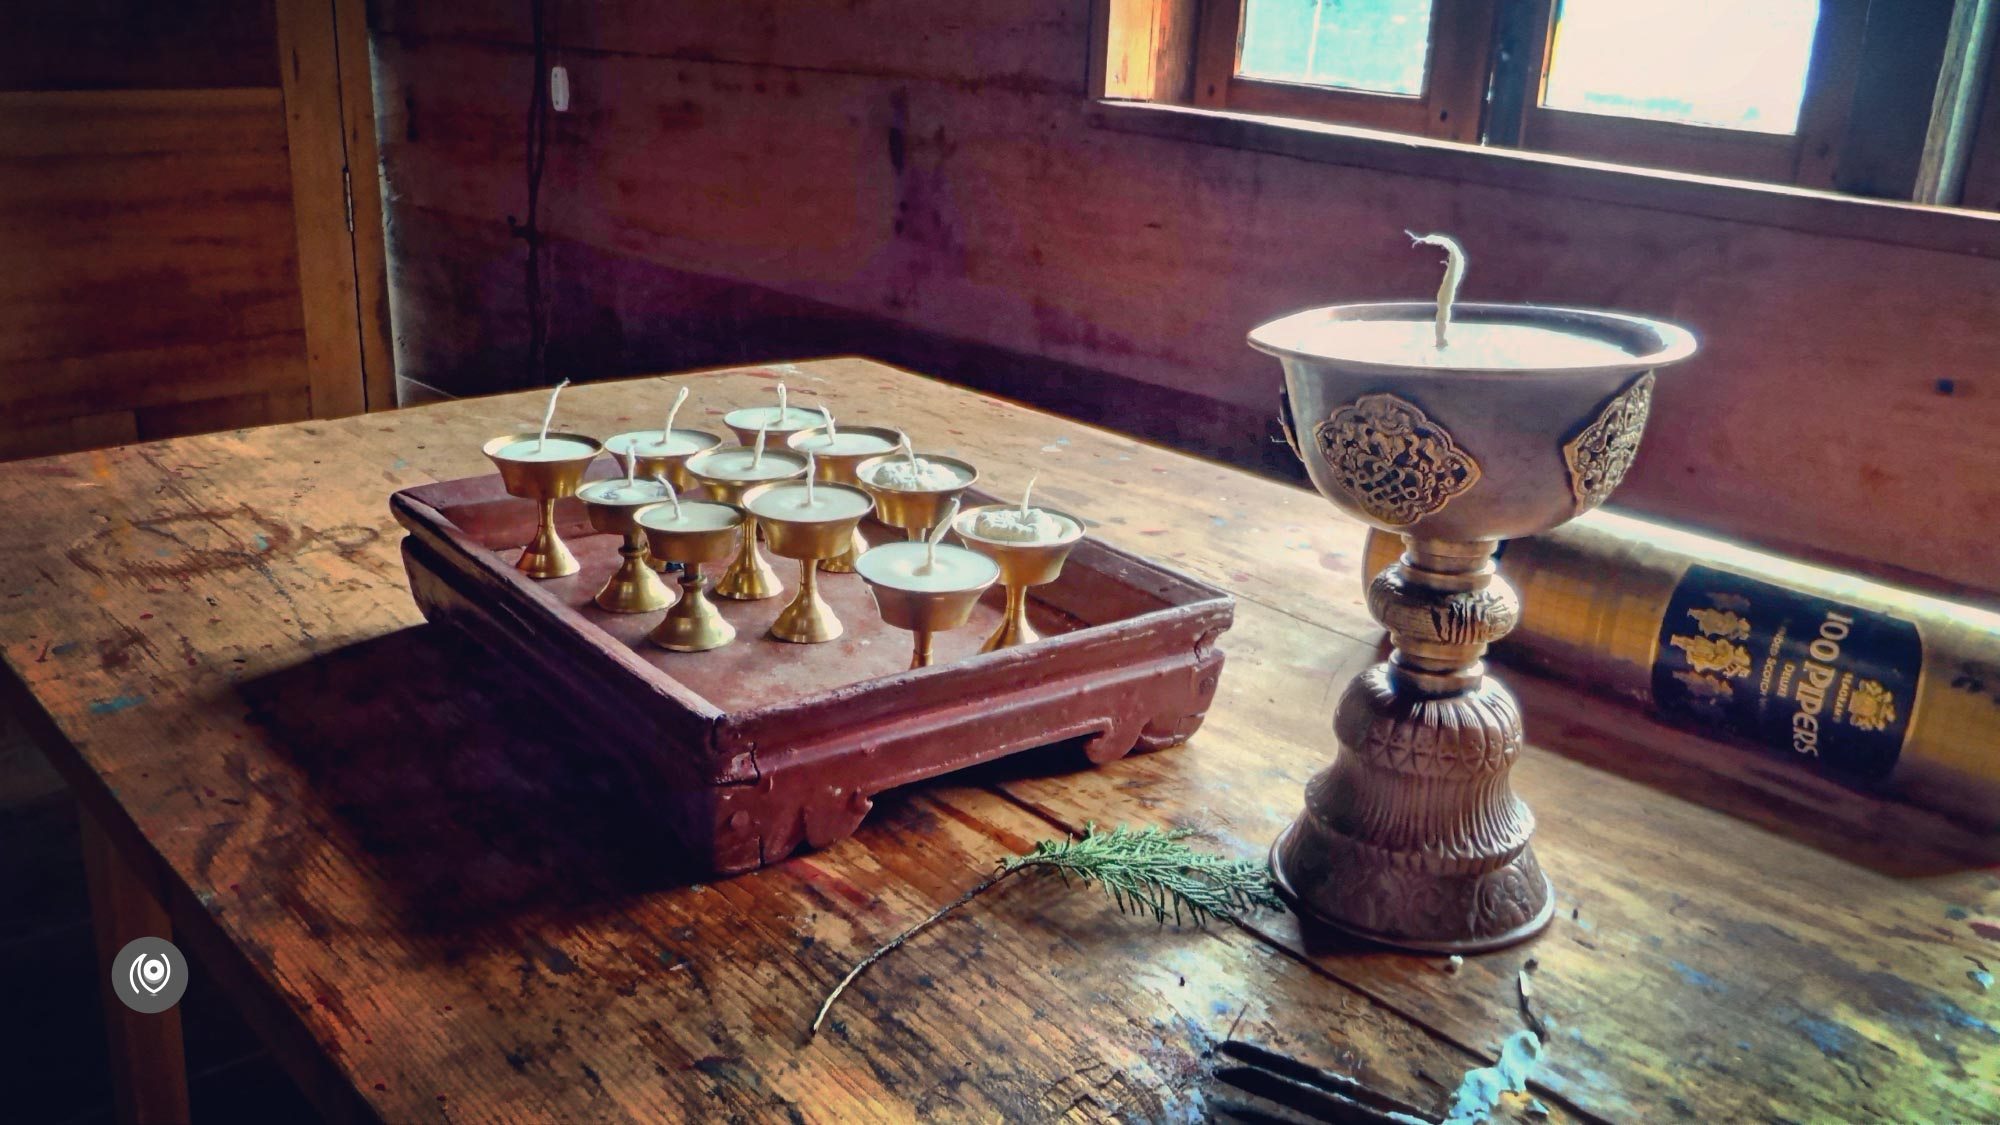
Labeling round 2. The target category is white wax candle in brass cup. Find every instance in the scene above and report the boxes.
[482,430,603,580]
[788,420,904,573]
[636,500,747,652]
[854,441,980,543]
[741,477,874,644]
[722,381,824,445]
[578,470,678,614]
[684,439,808,601]
[603,384,721,503]
[856,507,1000,669]
[951,489,1085,652]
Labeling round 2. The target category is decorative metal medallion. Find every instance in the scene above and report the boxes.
[1314,394,1481,527]
[1563,372,1655,513]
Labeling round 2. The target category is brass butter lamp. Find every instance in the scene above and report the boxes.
[857,501,1001,669]
[951,487,1084,652]
[637,498,747,652]
[742,468,875,643]
[1253,234,1696,952]
[855,440,980,542]
[578,461,677,614]
[788,415,904,573]
[602,387,722,499]
[481,433,603,580]
[684,433,808,601]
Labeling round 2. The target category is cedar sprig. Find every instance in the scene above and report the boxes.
[1001,823,1285,926]
[810,822,1283,1035]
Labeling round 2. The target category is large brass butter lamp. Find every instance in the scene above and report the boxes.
[1254,238,1696,952]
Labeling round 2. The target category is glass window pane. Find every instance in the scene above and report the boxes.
[1542,0,1822,134]
[1238,0,1435,96]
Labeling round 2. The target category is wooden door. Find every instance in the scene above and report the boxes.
[0,0,391,461]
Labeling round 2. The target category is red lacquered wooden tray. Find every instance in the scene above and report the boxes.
[390,469,1233,874]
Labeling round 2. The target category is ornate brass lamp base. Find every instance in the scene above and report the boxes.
[595,529,674,614]
[714,518,784,601]
[1270,538,1553,952]
[770,560,842,643]
[519,498,581,579]
[649,565,735,652]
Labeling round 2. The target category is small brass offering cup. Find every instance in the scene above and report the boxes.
[742,481,874,644]
[724,406,823,447]
[788,425,906,573]
[855,541,1000,669]
[685,446,808,602]
[637,500,747,652]
[483,431,604,579]
[951,504,1085,652]
[604,429,723,493]
[854,453,980,542]
[1253,300,1696,953]
[579,479,677,614]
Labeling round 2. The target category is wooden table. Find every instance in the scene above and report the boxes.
[4,359,1995,1123]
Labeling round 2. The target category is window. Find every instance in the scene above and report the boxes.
[1176,0,2000,205]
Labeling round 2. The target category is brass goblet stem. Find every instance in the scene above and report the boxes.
[715,516,783,601]
[985,584,1036,651]
[520,497,578,579]
[769,558,843,644]
[649,563,735,652]
[593,528,672,613]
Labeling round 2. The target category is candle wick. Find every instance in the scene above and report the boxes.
[923,497,959,574]
[805,453,817,506]
[776,382,787,428]
[624,447,637,488]
[1406,231,1466,349]
[901,435,918,467]
[657,472,680,519]
[822,403,836,440]
[753,424,768,469]
[662,385,687,445]
[1020,473,1038,516]
[537,377,570,453]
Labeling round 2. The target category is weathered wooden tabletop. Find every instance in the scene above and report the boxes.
[3,358,1995,1123]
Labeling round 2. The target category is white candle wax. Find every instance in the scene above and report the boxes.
[494,436,598,462]
[867,457,971,491]
[636,500,743,534]
[580,478,673,505]
[746,482,874,523]
[689,448,806,482]
[1268,317,1640,371]
[857,541,999,592]
[724,405,825,432]
[969,508,1076,544]
[605,430,713,457]
[794,430,898,457]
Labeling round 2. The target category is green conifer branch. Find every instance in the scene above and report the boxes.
[809,822,1283,1036]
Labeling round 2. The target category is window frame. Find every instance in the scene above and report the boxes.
[1194,0,1874,188]
[1193,0,1498,144]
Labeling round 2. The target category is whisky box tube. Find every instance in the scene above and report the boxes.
[1362,511,2000,827]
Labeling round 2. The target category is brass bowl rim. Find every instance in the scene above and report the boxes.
[602,428,723,456]
[786,424,907,456]
[739,480,876,525]
[482,431,605,462]
[722,406,827,436]
[852,452,981,494]
[1248,301,1698,378]
[854,541,1001,593]
[633,498,746,531]
[952,504,1086,549]
[683,444,810,487]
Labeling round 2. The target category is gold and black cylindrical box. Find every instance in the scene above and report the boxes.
[1363,511,2000,827]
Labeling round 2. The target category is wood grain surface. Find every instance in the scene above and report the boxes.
[3,360,1995,1122]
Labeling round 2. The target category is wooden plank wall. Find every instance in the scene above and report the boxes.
[0,0,394,462]
[369,1,2000,600]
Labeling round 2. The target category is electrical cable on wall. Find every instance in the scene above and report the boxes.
[519,0,554,388]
